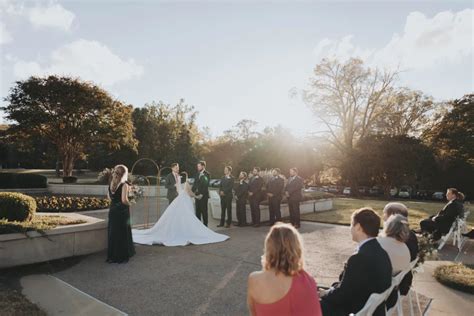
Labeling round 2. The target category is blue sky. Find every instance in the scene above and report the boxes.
[1,0,472,137]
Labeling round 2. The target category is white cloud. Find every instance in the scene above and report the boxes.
[314,9,473,71]
[12,39,144,86]
[0,20,12,44]
[1,0,75,32]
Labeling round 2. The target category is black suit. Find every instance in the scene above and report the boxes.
[321,238,392,316]
[285,175,304,227]
[420,199,464,240]
[235,181,249,226]
[248,176,264,226]
[192,170,210,226]
[165,172,179,204]
[267,176,285,224]
[219,176,234,226]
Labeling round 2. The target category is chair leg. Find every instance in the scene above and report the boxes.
[408,290,415,316]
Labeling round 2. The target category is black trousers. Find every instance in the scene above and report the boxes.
[167,194,177,206]
[250,195,261,225]
[288,199,301,227]
[420,216,441,240]
[236,199,247,225]
[195,197,209,226]
[268,196,282,224]
[220,195,233,225]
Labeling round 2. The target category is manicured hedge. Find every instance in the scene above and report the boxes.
[0,192,37,222]
[0,173,48,189]
[35,196,110,213]
[434,263,474,294]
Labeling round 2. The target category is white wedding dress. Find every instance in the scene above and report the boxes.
[132,180,229,246]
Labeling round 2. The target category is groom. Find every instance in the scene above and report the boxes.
[192,160,210,226]
[165,163,180,205]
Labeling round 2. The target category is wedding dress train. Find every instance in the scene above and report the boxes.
[132,181,229,246]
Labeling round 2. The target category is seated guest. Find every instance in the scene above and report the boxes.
[247,223,322,316]
[377,214,411,275]
[420,188,464,240]
[382,203,418,298]
[320,208,392,316]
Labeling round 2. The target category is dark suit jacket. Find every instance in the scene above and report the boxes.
[219,176,234,197]
[165,172,179,200]
[434,199,464,234]
[267,176,285,199]
[248,176,264,199]
[192,170,210,199]
[285,176,304,201]
[235,181,249,201]
[322,238,392,316]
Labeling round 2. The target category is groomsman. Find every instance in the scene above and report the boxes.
[192,161,210,226]
[235,171,249,226]
[218,166,234,228]
[267,168,285,225]
[249,167,264,227]
[285,167,304,228]
[165,163,180,205]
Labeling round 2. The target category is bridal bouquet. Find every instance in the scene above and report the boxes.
[128,184,144,204]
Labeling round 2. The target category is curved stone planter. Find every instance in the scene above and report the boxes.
[209,191,333,223]
[0,213,107,269]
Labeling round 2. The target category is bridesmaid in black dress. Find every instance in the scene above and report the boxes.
[107,165,135,263]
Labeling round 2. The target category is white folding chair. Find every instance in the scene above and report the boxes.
[351,284,396,316]
[387,258,419,316]
[438,210,470,251]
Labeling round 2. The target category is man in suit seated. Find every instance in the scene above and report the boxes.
[320,208,392,316]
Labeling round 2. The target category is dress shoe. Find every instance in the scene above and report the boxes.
[253,224,260,227]
[225,224,230,228]
[217,224,224,227]
[462,230,474,239]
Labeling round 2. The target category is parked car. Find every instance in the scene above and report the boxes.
[432,191,445,201]
[369,186,382,196]
[304,186,319,192]
[390,188,398,197]
[328,186,340,194]
[358,186,369,195]
[343,187,351,195]
[398,188,410,198]
[209,179,221,187]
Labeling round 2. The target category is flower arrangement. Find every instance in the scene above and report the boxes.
[128,184,144,204]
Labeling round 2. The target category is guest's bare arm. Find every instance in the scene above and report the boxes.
[121,183,131,206]
[247,274,257,316]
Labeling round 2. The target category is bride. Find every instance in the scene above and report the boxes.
[132,173,229,246]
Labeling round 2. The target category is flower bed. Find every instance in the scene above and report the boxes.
[35,196,110,213]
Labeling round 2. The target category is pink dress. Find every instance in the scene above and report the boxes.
[254,270,322,316]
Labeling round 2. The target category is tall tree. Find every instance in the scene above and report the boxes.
[423,94,474,165]
[373,88,435,137]
[304,58,397,154]
[2,76,137,176]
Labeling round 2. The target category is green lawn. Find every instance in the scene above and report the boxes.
[302,198,473,229]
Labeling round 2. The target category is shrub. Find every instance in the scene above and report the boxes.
[97,168,112,184]
[0,192,37,222]
[0,173,47,189]
[35,196,110,213]
[62,176,78,184]
[434,263,474,294]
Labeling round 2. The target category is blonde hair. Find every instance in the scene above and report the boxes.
[110,164,128,193]
[383,214,410,242]
[262,222,304,276]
